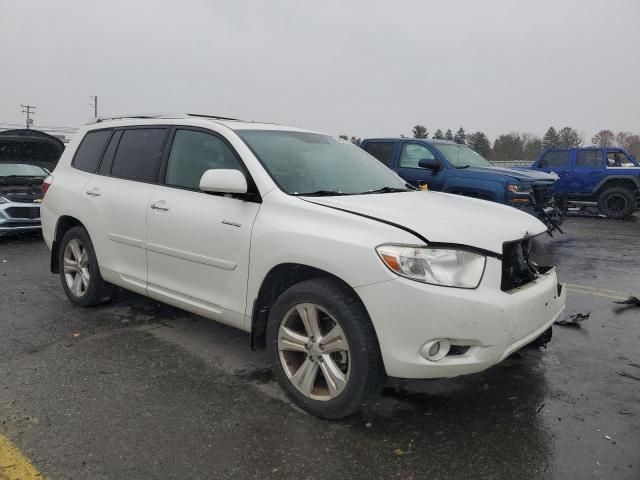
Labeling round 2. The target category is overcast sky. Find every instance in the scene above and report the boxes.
[1,0,638,141]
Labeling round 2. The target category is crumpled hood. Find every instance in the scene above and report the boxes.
[463,166,556,182]
[304,191,547,255]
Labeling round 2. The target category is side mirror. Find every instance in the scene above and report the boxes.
[418,158,441,171]
[199,169,248,194]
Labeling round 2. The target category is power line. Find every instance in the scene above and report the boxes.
[0,122,78,131]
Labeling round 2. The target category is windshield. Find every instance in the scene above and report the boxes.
[0,163,48,177]
[237,130,410,195]
[436,144,491,168]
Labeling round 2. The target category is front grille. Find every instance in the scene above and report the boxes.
[5,206,40,219]
[531,183,554,206]
[501,238,540,291]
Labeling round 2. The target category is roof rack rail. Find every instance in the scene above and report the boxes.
[87,112,240,125]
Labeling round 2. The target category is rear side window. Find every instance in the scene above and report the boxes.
[110,128,168,183]
[72,130,111,173]
[539,150,569,168]
[576,149,603,168]
[363,142,395,166]
[97,130,123,175]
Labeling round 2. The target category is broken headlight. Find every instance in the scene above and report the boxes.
[507,183,531,194]
[376,244,486,288]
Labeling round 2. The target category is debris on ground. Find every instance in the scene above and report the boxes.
[613,296,640,314]
[555,312,590,327]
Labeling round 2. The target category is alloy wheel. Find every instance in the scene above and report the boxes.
[277,303,351,401]
[63,239,90,297]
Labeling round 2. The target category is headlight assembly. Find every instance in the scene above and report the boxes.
[376,244,486,288]
[507,183,531,194]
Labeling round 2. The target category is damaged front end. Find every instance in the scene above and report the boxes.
[501,236,554,292]
[530,181,564,235]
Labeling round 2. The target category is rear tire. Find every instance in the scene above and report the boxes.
[266,278,384,419]
[58,226,113,307]
[597,187,636,219]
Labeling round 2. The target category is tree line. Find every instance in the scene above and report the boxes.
[341,126,640,162]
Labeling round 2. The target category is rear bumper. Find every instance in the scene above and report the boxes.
[356,258,566,379]
[0,202,41,233]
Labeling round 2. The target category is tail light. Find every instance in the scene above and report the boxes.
[41,175,54,196]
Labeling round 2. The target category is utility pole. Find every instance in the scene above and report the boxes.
[21,104,36,129]
[90,95,98,118]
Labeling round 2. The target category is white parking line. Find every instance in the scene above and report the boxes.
[566,283,629,301]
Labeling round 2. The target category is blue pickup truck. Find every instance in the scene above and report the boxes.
[360,138,561,228]
[529,147,640,219]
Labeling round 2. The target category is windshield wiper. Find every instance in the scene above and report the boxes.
[295,190,351,197]
[363,186,413,194]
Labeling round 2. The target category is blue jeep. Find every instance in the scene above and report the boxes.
[529,147,640,219]
[360,138,562,229]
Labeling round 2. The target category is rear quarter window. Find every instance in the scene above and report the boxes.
[72,130,112,173]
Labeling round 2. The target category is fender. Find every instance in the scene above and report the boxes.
[592,175,640,194]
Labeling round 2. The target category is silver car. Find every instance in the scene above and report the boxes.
[0,129,64,235]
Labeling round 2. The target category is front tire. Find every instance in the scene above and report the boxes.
[266,278,384,419]
[597,187,636,219]
[58,226,113,307]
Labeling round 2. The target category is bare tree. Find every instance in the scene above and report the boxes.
[591,129,615,147]
[615,131,632,147]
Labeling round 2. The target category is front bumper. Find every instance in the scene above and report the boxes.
[355,257,566,379]
[0,202,42,233]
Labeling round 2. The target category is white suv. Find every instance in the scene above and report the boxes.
[41,114,566,418]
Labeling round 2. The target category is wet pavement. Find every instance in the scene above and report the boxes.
[1,216,639,479]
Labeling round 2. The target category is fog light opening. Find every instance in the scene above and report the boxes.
[420,339,451,361]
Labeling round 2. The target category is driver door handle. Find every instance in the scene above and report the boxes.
[150,201,170,212]
[85,187,101,197]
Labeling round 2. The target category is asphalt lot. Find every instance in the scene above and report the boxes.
[1,216,639,480]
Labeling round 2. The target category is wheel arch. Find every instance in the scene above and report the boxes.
[249,263,374,350]
[50,215,85,273]
[593,176,640,196]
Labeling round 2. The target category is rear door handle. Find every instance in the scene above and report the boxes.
[150,201,170,212]
[85,187,101,197]
[589,171,603,175]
